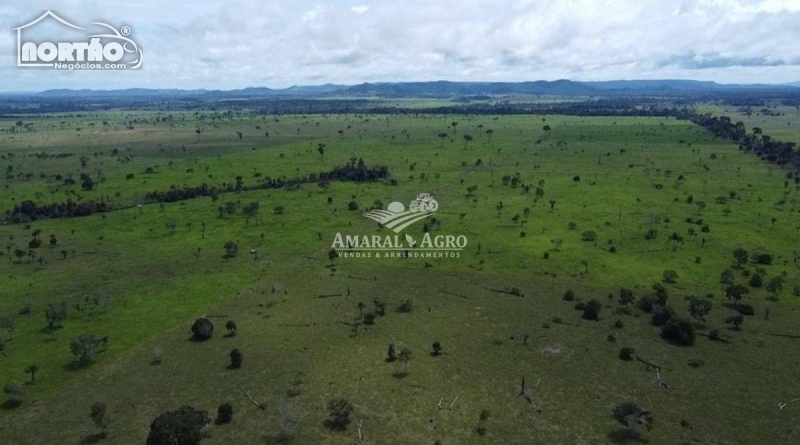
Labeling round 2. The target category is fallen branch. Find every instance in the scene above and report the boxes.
[278,323,313,327]
[764,333,800,340]
[441,290,468,299]
[636,357,663,371]
[779,397,800,410]
[318,293,343,298]
[245,390,266,410]
[449,393,461,410]
[358,419,363,443]
[437,396,444,409]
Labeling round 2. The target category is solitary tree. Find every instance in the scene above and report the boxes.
[25,364,39,383]
[438,132,448,147]
[225,320,237,336]
[431,341,442,357]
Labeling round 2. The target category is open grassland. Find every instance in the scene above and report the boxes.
[0,111,798,444]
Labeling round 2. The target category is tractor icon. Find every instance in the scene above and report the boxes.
[409,193,438,213]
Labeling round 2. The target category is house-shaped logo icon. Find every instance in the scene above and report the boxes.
[13,10,143,70]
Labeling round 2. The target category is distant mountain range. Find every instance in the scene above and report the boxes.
[26,79,800,99]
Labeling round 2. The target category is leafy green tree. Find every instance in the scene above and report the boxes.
[688,297,712,323]
[732,248,749,268]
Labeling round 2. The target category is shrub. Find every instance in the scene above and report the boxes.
[581,231,597,242]
[614,320,624,329]
[225,320,237,336]
[619,288,635,305]
[662,270,679,284]
[660,318,695,346]
[637,295,658,313]
[191,318,214,341]
[582,299,602,320]
[619,347,635,361]
[397,300,413,313]
[3,381,25,407]
[323,398,353,431]
[70,334,101,366]
[229,349,243,369]
[563,290,575,301]
[146,406,210,445]
[748,273,763,288]
[216,403,233,424]
[611,402,653,429]
[735,304,755,316]
[650,305,675,327]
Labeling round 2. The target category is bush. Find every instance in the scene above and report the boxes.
[216,403,233,424]
[660,318,695,346]
[230,349,243,369]
[650,305,675,327]
[70,334,101,366]
[3,381,25,407]
[397,300,413,313]
[619,288,635,305]
[323,398,353,431]
[748,273,763,288]
[637,295,658,313]
[347,201,359,211]
[147,406,210,445]
[735,304,755,316]
[582,299,602,320]
[611,402,652,429]
[563,290,575,301]
[619,347,635,361]
[613,320,624,329]
[225,320,237,336]
[223,241,239,258]
[581,231,597,242]
[662,270,679,284]
[191,318,214,341]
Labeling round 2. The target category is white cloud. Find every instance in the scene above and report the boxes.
[1,0,799,91]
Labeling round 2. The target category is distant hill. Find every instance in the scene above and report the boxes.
[34,79,800,99]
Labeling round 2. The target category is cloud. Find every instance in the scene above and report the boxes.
[1,0,800,91]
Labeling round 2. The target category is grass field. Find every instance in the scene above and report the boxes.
[0,109,798,444]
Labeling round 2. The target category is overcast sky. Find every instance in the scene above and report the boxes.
[2,0,800,91]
